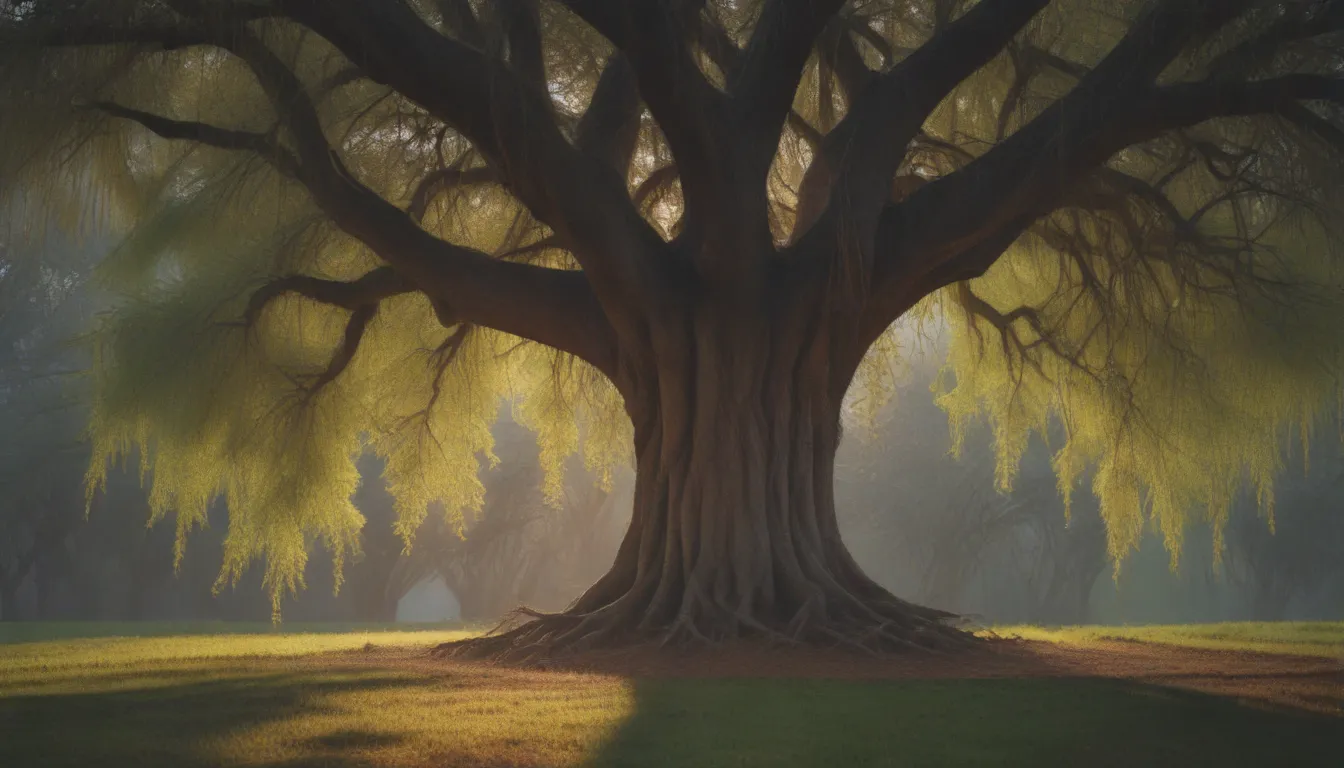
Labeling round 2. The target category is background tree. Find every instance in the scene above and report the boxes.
[1221,434,1344,620]
[375,415,627,622]
[839,354,1108,625]
[0,232,98,620]
[3,0,1343,657]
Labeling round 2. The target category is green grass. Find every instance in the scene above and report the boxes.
[991,621,1344,659]
[1,623,1341,767]
[0,620,473,645]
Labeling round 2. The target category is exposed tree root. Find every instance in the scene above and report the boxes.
[433,581,977,664]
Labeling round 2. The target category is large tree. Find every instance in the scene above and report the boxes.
[2,0,1343,657]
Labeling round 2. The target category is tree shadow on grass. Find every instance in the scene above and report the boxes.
[0,668,422,768]
[588,676,1344,768]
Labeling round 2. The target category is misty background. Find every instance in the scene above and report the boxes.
[3,236,1342,626]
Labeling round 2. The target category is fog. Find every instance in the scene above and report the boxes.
[2,239,1342,627]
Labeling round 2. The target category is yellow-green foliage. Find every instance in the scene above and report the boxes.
[931,155,1344,572]
[0,23,632,616]
[2,1,1342,611]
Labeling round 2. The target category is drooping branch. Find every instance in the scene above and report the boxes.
[242,267,414,328]
[239,268,403,395]
[306,302,376,394]
[90,102,299,176]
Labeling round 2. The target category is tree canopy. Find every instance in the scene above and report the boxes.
[2,0,1342,629]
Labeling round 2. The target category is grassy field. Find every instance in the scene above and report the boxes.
[992,621,1344,659]
[0,620,474,645]
[1,622,1340,767]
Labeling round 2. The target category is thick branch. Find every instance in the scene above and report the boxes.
[794,0,1049,243]
[494,0,546,87]
[14,2,277,49]
[859,1,1264,333]
[274,0,667,327]
[92,101,298,175]
[243,267,414,327]
[434,0,486,46]
[1206,0,1344,79]
[732,0,846,174]
[574,55,642,177]
[1140,74,1344,133]
[97,20,619,375]
[557,0,725,223]
[308,303,376,393]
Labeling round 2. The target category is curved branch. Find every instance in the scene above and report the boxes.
[731,0,846,173]
[1205,0,1344,79]
[858,1,1268,337]
[307,302,376,394]
[96,24,619,376]
[793,0,1049,244]
[574,54,642,177]
[407,166,498,223]
[494,0,546,87]
[557,0,725,220]
[693,17,823,151]
[14,2,278,48]
[91,101,299,176]
[243,267,413,327]
[273,0,667,328]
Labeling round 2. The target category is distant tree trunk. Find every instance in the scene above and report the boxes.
[0,580,20,622]
[1249,579,1291,622]
[34,559,54,620]
[452,275,969,659]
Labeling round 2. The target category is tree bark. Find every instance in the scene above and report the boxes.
[442,267,970,660]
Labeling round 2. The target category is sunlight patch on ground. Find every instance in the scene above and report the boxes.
[988,622,1344,659]
[0,629,478,692]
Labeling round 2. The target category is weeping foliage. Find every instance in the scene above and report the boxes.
[1,0,1342,610]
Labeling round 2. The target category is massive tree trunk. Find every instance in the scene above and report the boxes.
[446,245,969,660]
